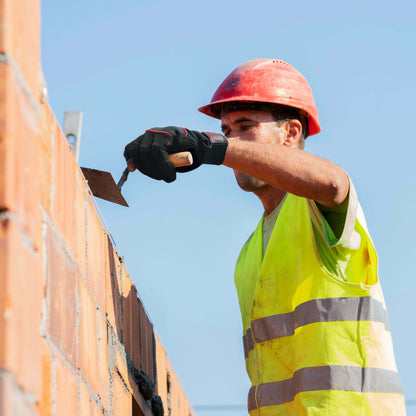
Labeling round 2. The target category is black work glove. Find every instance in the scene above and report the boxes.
[123,126,228,183]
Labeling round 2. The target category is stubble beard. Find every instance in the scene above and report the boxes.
[234,170,269,193]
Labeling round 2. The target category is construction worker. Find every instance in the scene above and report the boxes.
[124,59,406,415]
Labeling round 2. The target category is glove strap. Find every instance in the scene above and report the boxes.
[202,132,228,165]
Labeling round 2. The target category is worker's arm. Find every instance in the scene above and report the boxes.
[124,126,348,208]
[222,139,349,208]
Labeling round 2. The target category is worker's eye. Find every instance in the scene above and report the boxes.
[222,130,230,138]
[241,123,253,131]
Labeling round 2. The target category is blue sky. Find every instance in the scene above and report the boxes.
[41,1,416,414]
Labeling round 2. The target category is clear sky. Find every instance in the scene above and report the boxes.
[41,1,416,414]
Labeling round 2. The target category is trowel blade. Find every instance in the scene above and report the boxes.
[81,167,129,207]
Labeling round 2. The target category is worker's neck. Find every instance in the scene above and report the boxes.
[254,187,287,216]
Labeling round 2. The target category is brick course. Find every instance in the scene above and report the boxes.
[0,1,195,415]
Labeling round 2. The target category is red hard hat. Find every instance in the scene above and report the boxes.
[198,59,321,136]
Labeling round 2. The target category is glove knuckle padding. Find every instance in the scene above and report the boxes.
[124,126,228,181]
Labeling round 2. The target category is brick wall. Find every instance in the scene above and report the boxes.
[0,0,195,415]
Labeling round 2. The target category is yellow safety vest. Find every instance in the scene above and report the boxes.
[234,193,405,415]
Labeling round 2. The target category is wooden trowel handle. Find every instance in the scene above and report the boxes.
[169,151,193,167]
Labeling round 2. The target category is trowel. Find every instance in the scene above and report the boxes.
[81,151,193,207]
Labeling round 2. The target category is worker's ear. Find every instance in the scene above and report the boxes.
[282,119,302,148]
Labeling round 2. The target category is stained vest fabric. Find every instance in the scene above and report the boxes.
[234,193,405,415]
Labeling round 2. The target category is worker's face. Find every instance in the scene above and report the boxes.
[221,110,286,192]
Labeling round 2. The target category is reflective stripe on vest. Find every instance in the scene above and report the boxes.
[243,296,390,357]
[248,365,403,411]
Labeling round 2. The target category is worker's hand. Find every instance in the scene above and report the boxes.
[123,126,228,182]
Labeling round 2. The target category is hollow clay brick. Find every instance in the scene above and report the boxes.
[115,350,129,386]
[54,355,77,416]
[38,102,53,214]
[154,336,167,407]
[115,347,149,416]
[137,299,155,383]
[36,340,52,416]
[78,276,98,396]
[46,225,77,369]
[74,166,87,276]
[0,65,8,208]
[146,318,155,382]
[114,356,154,416]
[130,286,141,371]
[0,64,41,250]
[0,0,196,414]
[79,380,92,416]
[112,371,132,416]
[96,309,110,411]
[87,197,107,312]
[138,300,147,373]
[0,371,38,416]
[0,216,44,398]
[91,400,105,416]
[121,265,134,356]
[52,120,76,255]
[105,237,123,340]
[79,378,106,416]
[0,213,8,366]
[0,0,41,99]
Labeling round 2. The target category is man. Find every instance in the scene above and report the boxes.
[124,59,405,415]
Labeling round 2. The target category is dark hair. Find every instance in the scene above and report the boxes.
[270,105,307,149]
[221,101,309,144]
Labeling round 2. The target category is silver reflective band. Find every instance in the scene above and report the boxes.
[248,365,404,411]
[243,296,389,357]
